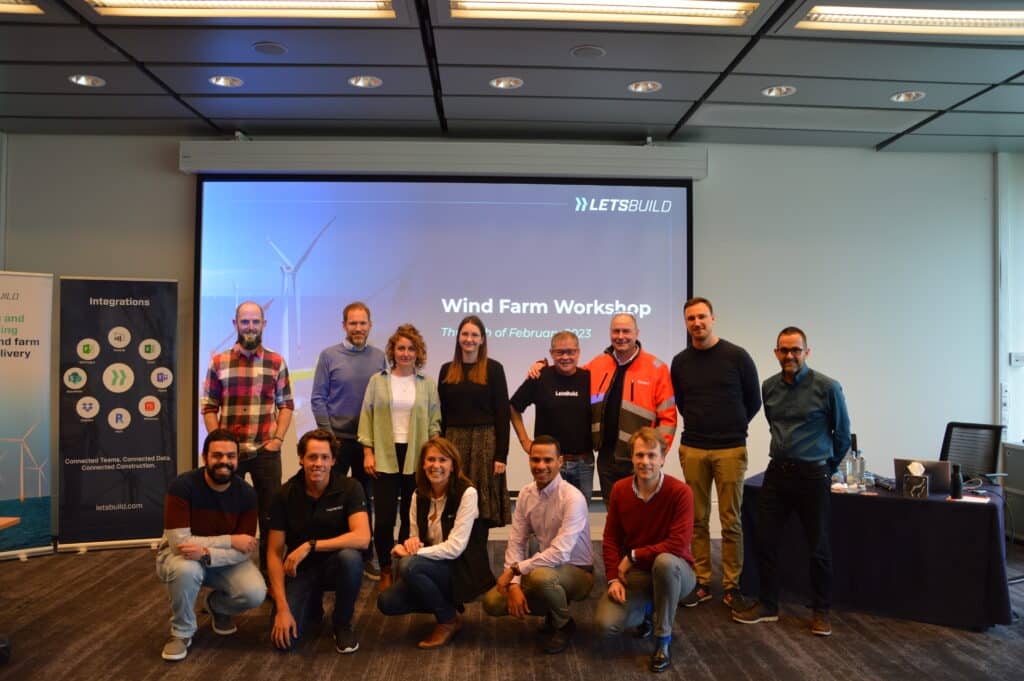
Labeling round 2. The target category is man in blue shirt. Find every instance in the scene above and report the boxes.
[733,326,850,637]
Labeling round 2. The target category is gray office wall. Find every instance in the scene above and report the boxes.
[0,135,998,486]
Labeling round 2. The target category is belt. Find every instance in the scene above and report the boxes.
[768,458,829,472]
[562,452,593,462]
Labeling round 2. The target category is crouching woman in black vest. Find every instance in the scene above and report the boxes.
[377,436,495,648]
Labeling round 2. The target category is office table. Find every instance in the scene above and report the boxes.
[740,473,1013,629]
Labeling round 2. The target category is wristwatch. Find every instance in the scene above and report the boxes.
[200,549,212,567]
[510,563,521,577]
[308,538,317,553]
[628,550,637,564]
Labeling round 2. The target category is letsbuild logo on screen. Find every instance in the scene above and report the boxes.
[574,196,673,213]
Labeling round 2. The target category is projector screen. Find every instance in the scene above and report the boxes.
[196,176,692,489]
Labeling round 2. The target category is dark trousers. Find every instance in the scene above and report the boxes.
[272,548,363,648]
[597,447,633,508]
[373,444,416,569]
[237,446,281,570]
[755,458,833,612]
[377,555,457,623]
[335,437,375,562]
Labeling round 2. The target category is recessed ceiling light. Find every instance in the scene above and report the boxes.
[209,75,244,88]
[570,44,607,59]
[252,41,288,56]
[450,0,760,26]
[628,80,662,94]
[489,76,523,90]
[68,74,107,88]
[797,5,1024,36]
[761,85,797,97]
[81,0,395,19]
[0,0,44,14]
[348,75,383,89]
[890,90,926,103]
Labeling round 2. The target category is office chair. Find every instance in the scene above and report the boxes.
[939,422,1023,587]
[939,422,1004,481]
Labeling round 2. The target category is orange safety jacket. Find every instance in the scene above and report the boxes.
[587,345,677,462]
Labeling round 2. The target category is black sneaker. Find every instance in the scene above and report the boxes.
[542,617,575,654]
[205,591,237,635]
[634,615,653,640]
[363,558,381,581]
[732,601,779,624]
[334,623,359,654]
[722,588,751,611]
[681,583,712,608]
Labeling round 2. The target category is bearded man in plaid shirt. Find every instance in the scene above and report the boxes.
[203,301,294,569]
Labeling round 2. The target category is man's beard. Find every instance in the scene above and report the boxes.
[206,463,235,484]
[237,331,262,351]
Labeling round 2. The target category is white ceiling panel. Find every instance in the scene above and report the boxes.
[913,112,1024,136]
[434,29,747,71]
[0,25,126,62]
[689,103,931,133]
[884,134,1024,153]
[439,66,715,100]
[0,64,163,95]
[444,96,689,124]
[102,27,428,65]
[149,65,433,96]
[0,117,216,135]
[710,74,979,111]
[675,126,892,147]
[187,96,439,119]
[0,93,194,117]
[448,120,675,140]
[957,84,1024,112]
[213,119,441,135]
[738,38,1023,84]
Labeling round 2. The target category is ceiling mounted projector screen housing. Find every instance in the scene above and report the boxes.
[196,176,692,489]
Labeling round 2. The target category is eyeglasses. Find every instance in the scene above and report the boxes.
[550,349,579,357]
[775,347,805,356]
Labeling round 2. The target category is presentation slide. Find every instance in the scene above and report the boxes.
[197,177,691,489]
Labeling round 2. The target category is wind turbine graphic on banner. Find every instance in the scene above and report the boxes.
[266,216,336,358]
[0,423,45,501]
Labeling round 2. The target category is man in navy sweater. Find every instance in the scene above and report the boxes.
[595,427,695,673]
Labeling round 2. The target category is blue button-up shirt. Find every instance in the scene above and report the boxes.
[762,364,851,468]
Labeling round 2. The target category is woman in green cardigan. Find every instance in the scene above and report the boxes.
[358,324,441,590]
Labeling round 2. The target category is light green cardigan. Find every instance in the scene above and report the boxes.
[357,369,441,475]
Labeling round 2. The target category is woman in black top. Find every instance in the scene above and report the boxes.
[436,315,511,526]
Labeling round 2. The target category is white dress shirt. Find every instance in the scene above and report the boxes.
[505,474,593,582]
[409,486,479,561]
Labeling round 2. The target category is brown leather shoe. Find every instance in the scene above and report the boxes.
[377,566,393,592]
[417,614,462,649]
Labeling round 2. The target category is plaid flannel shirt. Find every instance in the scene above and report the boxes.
[202,344,294,453]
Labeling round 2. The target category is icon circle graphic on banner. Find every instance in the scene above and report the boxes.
[108,326,131,349]
[76,396,100,419]
[139,338,162,361]
[103,362,135,393]
[151,367,174,389]
[139,395,161,417]
[77,338,100,361]
[63,367,88,389]
[108,408,131,431]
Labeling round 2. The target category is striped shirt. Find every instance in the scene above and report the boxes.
[202,344,294,451]
[162,468,258,567]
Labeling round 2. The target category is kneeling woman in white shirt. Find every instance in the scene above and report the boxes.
[377,436,495,648]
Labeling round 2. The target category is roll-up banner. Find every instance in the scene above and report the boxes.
[58,278,177,546]
[0,271,53,558]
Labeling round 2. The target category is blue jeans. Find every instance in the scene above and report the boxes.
[377,555,457,623]
[156,548,266,639]
[272,548,363,648]
[561,457,595,503]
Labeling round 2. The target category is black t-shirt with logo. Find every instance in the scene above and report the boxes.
[268,471,367,571]
[510,366,591,455]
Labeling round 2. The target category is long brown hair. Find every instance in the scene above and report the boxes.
[415,436,473,498]
[442,315,488,385]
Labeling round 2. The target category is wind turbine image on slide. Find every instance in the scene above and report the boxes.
[267,216,336,358]
[0,423,46,501]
